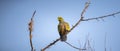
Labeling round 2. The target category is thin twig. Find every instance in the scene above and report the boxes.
[87,40,94,51]
[41,38,60,51]
[29,10,36,51]
[64,34,94,51]
[41,0,90,51]
[104,34,107,51]
[82,11,120,21]
[64,41,86,50]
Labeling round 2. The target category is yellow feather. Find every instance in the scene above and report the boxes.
[58,16,70,41]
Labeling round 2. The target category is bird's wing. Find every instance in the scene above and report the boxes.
[64,22,70,31]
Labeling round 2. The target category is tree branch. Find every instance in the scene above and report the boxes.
[28,10,36,51]
[64,41,86,50]
[41,38,60,51]
[82,11,120,21]
[41,0,90,51]
[69,0,90,32]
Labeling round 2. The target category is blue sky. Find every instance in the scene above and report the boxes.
[0,0,120,51]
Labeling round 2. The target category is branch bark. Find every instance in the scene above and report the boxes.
[28,10,36,51]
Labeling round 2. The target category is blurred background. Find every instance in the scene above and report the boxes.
[0,0,120,51]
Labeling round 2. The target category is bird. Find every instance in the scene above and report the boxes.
[58,16,70,41]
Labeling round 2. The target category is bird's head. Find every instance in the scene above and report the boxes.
[58,16,64,22]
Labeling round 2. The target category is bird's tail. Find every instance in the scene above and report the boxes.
[60,35,67,41]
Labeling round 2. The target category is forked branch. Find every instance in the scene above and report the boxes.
[40,0,120,51]
[41,0,90,51]
[69,0,90,32]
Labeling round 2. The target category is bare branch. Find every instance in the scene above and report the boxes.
[41,0,90,51]
[64,41,86,50]
[28,10,36,51]
[104,34,107,51]
[64,34,95,51]
[81,0,90,17]
[82,11,120,21]
[69,0,90,32]
[32,10,36,19]
[87,40,94,51]
[41,38,60,51]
